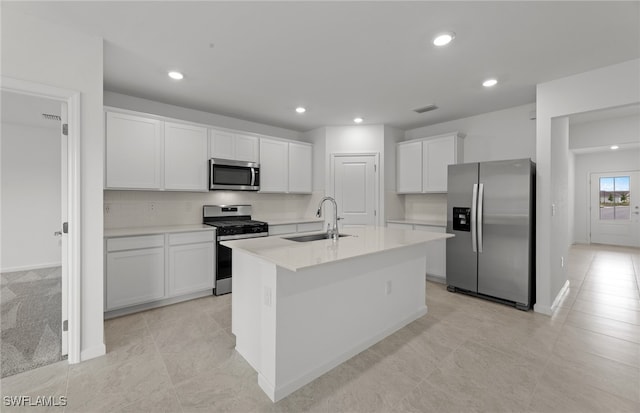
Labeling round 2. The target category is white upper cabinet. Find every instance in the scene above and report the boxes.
[209,129,259,163]
[397,140,423,193]
[105,111,164,189]
[259,138,289,192]
[164,122,208,191]
[288,142,313,193]
[397,132,464,193]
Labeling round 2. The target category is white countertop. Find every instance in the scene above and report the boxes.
[221,226,453,272]
[387,219,447,228]
[104,224,214,238]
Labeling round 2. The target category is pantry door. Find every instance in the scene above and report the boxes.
[331,154,379,230]
[590,171,640,247]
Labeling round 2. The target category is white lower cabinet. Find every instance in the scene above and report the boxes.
[105,230,215,313]
[387,222,446,281]
[168,232,215,296]
[105,235,166,310]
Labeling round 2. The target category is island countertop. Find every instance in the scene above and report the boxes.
[221,226,453,272]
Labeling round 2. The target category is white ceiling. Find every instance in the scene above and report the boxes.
[5,1,640,132]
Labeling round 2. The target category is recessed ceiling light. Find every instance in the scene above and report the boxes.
[295,107,306,114]
[482,78,498,87]
[433,32,455,47]
[610,145,619,150]
[168,71,184,80]
[353,117,364,124]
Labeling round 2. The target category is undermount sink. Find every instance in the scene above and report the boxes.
[284,233,351,242]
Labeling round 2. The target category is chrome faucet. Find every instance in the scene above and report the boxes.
[316,196,340,240]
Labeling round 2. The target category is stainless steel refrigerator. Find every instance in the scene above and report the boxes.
[446,158,535,310]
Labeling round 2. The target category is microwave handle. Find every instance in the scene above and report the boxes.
[251,168,256,186]
[210,161,214,189]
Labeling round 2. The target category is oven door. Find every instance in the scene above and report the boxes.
[210,158,260,191]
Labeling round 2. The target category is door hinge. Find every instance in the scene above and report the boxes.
[62,124,68,136]
[374,164,377,172]
[63,222,68,234]
[374,210,377,216]
[62,320,68,332]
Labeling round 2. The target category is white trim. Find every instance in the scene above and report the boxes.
[551,280,571,313]
[80,343,107,362]
[1,76,82,364]
[1,262,62,273]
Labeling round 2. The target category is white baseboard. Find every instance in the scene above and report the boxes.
[80,343,106,362]
[550,280,571,313]
[1,261,62,273]
[263,307,428,402]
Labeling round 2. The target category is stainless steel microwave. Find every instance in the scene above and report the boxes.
[209,158,260,191]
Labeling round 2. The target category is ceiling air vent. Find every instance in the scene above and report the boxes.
[42,113,62,121]
[413,104,438,114]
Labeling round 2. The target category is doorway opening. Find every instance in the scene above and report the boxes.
[590,171,640,247]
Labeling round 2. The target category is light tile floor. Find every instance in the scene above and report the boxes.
[1,244,639,412]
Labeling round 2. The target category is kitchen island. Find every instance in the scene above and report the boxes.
[221,226,453,402]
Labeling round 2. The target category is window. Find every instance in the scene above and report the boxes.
[599,176,630,220]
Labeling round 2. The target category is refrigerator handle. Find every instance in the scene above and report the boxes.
[471,184,478,253]
[478,183,484,253]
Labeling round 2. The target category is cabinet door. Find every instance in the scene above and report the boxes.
[105,112,163,189]
[288,142,312,193]
[423,137,455,192]
[414,225,446,280]
[168,242,215,296]
[235,134,259,162]
[164,122,208,191]
[209,129,235,160]
[106,247,165,310]
[397,141,422,193]
[259,138,289,192]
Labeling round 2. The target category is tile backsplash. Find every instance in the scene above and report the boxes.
[104,190,324,229]
[403,193,447,222]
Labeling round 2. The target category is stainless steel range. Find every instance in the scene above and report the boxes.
[203,205,268,295]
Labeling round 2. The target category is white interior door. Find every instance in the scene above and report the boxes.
[332,154,378,230]
[590,171,640,247]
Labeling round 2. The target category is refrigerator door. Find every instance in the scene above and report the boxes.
[446,162,479,292]
[477,159,533,306]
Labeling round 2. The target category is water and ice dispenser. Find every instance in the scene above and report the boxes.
[452,207,471,232]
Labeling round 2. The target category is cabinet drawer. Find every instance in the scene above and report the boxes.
[297,222,323,233]
[107,234,165,252]
[169,231,215,246]
[269,224,297,236]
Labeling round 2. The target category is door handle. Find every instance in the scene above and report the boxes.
[54,231,62,237]
[471,184,478,253]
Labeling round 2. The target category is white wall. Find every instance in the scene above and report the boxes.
[1,123,61,271]
[536,58,640,315]
[325,125,386,226]
[401,103,537,223]
[572,148,640,243]
[105,91,302,141]
[383,125,405,221]
[570,114,640,151]
[405,103,536,162]
[2,9,105,360]
[550,117,570,299]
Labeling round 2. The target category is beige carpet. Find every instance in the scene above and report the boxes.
[1,267,63,377]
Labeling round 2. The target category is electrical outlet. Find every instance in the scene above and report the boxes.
[264,287,272,307]
[104,204,111,214]
[385,280,392,295]
[149,202,156,212]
